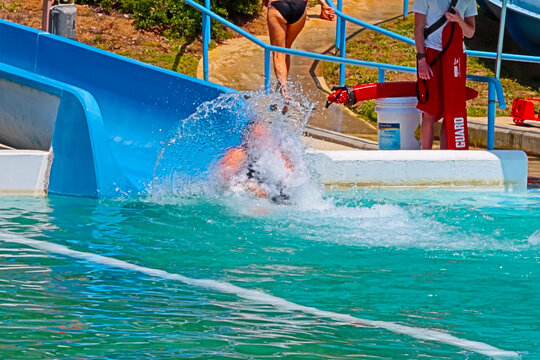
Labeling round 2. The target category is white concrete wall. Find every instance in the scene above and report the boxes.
[0,150,51,195]
[306,150,528,191]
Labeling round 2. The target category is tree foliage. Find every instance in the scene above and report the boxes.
[76,0,262,39]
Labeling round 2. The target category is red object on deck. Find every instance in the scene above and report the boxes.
[511,98,540,125]
[326,81,478,107]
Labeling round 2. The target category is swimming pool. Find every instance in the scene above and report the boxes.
[0,188,538,359]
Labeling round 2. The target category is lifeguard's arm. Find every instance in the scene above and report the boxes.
[446,7,475,38]
[414,13,433,80]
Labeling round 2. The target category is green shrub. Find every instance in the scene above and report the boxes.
[356,100,377,126]
[76,0,262,39]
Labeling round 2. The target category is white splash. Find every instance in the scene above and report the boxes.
[148,85,331,209]
[528,229,540,246]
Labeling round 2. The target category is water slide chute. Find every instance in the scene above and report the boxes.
[0,19,247,198]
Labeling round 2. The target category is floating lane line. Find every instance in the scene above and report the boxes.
[0,232,519,359]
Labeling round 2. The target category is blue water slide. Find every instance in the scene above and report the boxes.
[479,0,540,56]
[476,0,499,19]
[0,19,244,198]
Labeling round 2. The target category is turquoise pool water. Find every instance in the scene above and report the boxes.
[0,189,538,359]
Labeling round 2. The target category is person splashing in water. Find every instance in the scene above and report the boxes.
[216,120,295,204]
[264,0,335,99]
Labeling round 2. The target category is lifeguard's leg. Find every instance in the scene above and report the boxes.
[440,119,447,150]
[421,112,442,150]
[267,8,288,90]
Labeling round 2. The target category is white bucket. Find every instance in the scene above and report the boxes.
[375,97,421,150]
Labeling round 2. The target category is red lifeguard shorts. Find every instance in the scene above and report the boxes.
[416,47,443,116]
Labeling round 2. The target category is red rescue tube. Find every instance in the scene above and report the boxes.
[327,81,478,107]
[441,23,468,150]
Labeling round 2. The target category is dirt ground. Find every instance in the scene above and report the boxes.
[0,0,269,75]
[1,1,176,53]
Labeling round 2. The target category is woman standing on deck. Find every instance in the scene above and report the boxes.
[264,0,335,98]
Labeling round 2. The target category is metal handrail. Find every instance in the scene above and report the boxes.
[191,0,417,87]
[186,0,508,150]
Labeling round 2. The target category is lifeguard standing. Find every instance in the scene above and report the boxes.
[413,0,477,149]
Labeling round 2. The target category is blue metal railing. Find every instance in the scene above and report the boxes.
[202,0,210,81]
[187,0,515,151]
[326,0,540,65]
[191,0,423,90]
[403,0,409,19]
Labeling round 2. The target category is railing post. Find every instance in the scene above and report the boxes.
[42,0,54,31]
[202,0,211,81]
[378,68,385,83]
[264,48,271,94]
[403,0,409,19]
[335,0,342,51]
[338,17,346,87]
[495,0,508,79]
[487,81,496,150]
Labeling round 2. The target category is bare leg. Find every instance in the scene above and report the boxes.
[267,7,288,92]
[284,9,307,76]
[439,119,447,149]
[268,6,307,97]
[421,112,443,149]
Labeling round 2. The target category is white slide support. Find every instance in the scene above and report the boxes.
[0,150,51,195]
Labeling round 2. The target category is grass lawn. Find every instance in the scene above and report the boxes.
[323,9,540,125]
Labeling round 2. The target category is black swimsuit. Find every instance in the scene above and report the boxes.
[271,0,307,24]
[245,156,290,204]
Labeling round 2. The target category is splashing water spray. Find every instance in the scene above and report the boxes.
[150,84,326,208]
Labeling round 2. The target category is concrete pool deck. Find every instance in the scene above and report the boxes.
[0,149,50,195]
[469,116,540,157]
